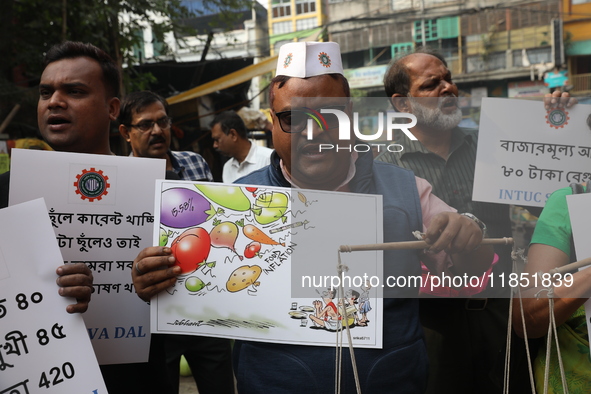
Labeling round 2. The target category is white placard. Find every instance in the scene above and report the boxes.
[151,181,384,348]
[9,149,166,365]
[473,97,591,207]
[0,199,106,393]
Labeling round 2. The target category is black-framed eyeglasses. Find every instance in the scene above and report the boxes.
[129,116,172,133]
[274,105,347,134]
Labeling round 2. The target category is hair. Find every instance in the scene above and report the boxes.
[268,73,351,107]
[209,110,248,139]
[383,47,448,98]
[118,91,169,126]
[43,41,121,98]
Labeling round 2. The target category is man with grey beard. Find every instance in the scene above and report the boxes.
[377,49,531,394]
[406,94,463,132]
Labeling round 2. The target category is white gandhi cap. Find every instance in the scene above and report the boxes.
[275,41,344,78]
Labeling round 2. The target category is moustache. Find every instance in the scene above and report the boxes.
[438,95,458,108]
[149,136,166,145]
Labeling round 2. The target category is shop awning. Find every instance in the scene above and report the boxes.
[269,27,323,46]
[166,55,278,105]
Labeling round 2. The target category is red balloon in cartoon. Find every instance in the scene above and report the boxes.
[170,227,211,274]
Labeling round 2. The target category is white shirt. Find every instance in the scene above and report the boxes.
[222,142,273,183]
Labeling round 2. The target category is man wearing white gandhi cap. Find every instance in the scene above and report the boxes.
[276,41,344,78]
[131,41,495,393]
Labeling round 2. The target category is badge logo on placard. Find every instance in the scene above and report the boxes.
[73,168,110,202]
[546,108,570,129]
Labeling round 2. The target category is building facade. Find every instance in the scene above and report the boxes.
[265,0,591,101]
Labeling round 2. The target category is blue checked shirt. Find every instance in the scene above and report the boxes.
[169,151,213,181]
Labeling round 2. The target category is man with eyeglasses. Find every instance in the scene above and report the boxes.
[118,91,234,394]
[118,90,213,182]
[131,41,496,392]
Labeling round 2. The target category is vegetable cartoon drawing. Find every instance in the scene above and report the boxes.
[170,227,211,274]
[252,192,289,225]
[160,188,215,228]
[159,227,169,246]
[226,265,262,292]
[185,276,210,292]
[210,221,241,258]
[243,224,284,246]
[195,184,251,211]
[244,242,261,259]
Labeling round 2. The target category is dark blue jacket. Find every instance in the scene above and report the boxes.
[233,151,428,393]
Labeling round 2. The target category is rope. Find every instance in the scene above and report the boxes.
[515,284,537,391]
[506,249,537,394]
[516,286,538,393]
[543,301,552,394]
[511,249,537,394]
[535,273,569,394]
[504,269,513,394]
[334,308,343,394]
[549,296,569,394]
[334,250,362,394]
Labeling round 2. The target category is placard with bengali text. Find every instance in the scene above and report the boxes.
[0,199,106,393]
[473,97,591,207]
[9,149,166,365]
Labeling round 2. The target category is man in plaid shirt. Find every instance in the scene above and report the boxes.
[119,90,213,182]
[168,150,213,181]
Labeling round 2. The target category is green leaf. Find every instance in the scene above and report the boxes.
[205,204,217,221]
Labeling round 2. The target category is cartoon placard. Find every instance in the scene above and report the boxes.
[8,149,166,365]
[473,97,591,207]
[0,199,106,393]
[151,181,384,348]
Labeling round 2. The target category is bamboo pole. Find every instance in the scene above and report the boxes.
[339,237,513,253]
[550,256,591,275]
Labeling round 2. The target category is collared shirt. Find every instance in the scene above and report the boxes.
[222,143,273,183]
[169,151,213,181]
[377,127,479,213]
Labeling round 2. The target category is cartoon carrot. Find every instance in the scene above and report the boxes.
[243,224,285,246]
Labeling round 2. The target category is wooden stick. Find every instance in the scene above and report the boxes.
[339,237,513,253]
[550,256,591,275]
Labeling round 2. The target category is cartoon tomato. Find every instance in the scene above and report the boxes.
[170,227,211,274]
[244,242,261,259]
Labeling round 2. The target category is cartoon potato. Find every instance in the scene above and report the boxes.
[226,265,262,292]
